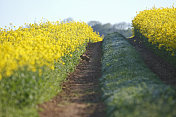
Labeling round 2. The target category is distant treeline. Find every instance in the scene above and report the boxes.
[62,18,132,38]
[88,21,132,38]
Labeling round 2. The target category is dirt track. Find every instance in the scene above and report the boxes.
[128,37,176,87]
[39,42,105,117]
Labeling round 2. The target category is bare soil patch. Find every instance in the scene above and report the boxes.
[128,37,176,87]
[38,42,106,117]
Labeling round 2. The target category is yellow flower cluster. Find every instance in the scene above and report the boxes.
[0,21,103,80]
[132,7,176,55]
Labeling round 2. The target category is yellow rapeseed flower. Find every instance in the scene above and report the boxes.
[132,6,176,55]
[0,21,103,80]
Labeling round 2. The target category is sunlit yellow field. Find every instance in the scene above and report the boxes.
[132,6,176,55]
[0,21,103,80]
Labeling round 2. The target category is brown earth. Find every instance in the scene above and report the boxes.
[128,37,176,87]
[38,41,106,117]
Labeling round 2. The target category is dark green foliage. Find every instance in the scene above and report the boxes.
[133,29,176,68]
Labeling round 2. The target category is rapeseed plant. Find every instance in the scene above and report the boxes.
[0,20,103,80]
[132,6,176,55]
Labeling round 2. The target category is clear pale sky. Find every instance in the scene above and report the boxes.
[0,0,175,28]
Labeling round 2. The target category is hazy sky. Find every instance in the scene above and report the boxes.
[0,0,175,27]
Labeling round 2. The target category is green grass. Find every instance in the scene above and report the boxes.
[0,43,87,117]
[101,32,176,117]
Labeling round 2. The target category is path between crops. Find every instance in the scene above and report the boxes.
[38,36,176,117]
[39,42,106,117]
[128,37,176,87]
